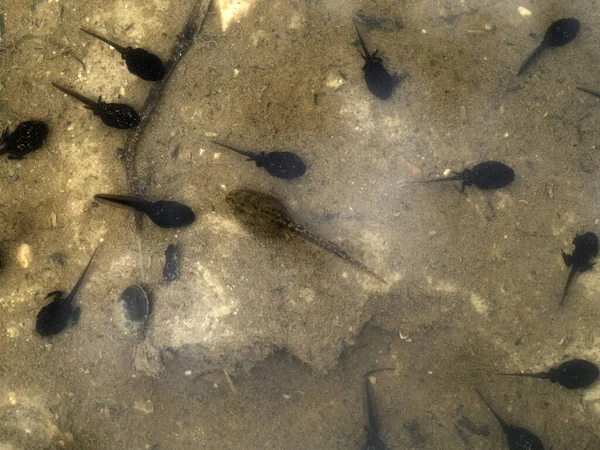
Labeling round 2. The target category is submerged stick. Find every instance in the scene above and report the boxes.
[120,0,212,196]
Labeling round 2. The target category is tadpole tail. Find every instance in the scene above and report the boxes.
[212,141,255,159]
[410,175,465,184]
[576,86,600,99]
[353,22,370,60]
[52,83,97,108]
[559,267,577,309]
[364,376,380,437]
[65,246,98,303]
[94,194,152,213]
[494,372,550,380]
[286,221,388,284]
[517,44,545,76]
[79,27,127,54]
[474,389,511,433]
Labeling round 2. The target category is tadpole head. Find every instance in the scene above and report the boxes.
[124,47,166,81]
[544,18,580,47]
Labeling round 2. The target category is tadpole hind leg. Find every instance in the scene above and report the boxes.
[581,263,595,273]
[71,307,81,326]
[561,251,572,266]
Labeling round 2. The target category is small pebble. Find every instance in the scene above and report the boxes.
[16,244,32,268]
[518,6,532,16]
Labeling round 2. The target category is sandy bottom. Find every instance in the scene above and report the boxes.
[1,0,600,448]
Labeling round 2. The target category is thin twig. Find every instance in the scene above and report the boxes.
[223,368,237,394]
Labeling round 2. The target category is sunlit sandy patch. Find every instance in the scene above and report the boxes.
[469,292,488,315]
[360,229,387,254]
[217,0,255,32]
[326,73,345,90]
[204,212,244,236]
[583,384,600,414]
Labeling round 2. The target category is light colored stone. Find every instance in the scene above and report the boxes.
[16,244,32,268]
[518,6,532,16]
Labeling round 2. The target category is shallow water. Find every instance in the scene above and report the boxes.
[1,0,600,448]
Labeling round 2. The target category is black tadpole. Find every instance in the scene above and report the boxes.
[80,27,166,82]
[411,161,515,191]
[35,247,98,337]
[52,83,140,129]
[354,22,398,100]
[94,194,196,228]
[559,232,598,308]
[518,18,580,76]
[474,389,544,450]
[0,120,49,159]
[362,369,394,450]
[495,359,599,390]
[212,141,307,179]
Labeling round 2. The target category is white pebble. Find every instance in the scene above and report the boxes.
[17,244,32,268]
[518,7,532,16]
